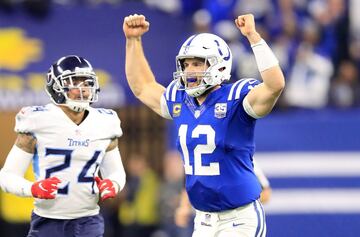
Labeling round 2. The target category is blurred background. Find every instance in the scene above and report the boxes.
[1,0,360,236]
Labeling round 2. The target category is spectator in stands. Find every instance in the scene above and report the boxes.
[155,150,190,237]
[329,60,360,108]
[118,153,160,237]
[284,18,334,108]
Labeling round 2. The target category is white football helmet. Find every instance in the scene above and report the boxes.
[173,33,232,97]
[46,55,100,112]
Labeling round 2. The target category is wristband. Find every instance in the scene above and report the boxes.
[251,39,279,72]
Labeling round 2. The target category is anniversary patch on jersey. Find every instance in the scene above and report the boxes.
[214,103,227,118]
[173,103,182,117]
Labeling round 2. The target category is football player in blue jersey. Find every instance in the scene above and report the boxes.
[123,13,285,237]
[0,55,126,237]
[174,160,272,229]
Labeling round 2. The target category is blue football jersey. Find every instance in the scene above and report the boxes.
[164,78,262,212]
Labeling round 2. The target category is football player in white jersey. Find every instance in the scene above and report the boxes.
[0,55,126,237]
[123,13,284,237]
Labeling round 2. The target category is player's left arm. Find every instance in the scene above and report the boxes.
[175,189,193,228]
[235,14,285,117]
[96,138,126,201]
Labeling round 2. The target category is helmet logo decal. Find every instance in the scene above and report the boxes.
[183,35,197,54]
[46,73,52,85]
[214,40,231,61]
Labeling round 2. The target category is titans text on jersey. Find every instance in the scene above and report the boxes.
[15,103,122,219]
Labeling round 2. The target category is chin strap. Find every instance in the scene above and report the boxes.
[185,83,216,97]
[66,100,89,112]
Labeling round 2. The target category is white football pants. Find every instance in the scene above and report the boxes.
[192,200,266,237]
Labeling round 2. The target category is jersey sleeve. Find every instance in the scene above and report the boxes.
[160,95,172,120]
[162,80,183,119]
[109,110,123,138]
[227,78,261,102]
[14,107,38,134]
[93,108,123,139]
[227,78,262,119]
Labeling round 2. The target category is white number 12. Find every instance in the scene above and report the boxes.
[179,124,220,176]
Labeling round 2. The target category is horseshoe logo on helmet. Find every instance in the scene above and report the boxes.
[214,40,231,61]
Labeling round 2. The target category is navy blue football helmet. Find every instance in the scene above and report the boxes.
[46,55,100,112]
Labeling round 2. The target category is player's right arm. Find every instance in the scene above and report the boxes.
[0,133,60,199]
[15,132,37,153]
[123,14,166,116]
[0,133,36,197]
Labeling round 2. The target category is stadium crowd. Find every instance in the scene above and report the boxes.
[1,0,359,109]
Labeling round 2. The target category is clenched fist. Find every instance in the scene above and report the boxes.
[31,177,61,199]
[235,14,261,44]
[95,176,118,201]
[123,14,150,39]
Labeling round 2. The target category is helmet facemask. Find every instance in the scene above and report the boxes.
[62,76,98,112]
[173,56,213,97]
[46,55,100,112]
[173,33,232,97]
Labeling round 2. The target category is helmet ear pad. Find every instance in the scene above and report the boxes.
[46,69,66,104]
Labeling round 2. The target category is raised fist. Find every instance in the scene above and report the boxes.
[235,14,261,44]
[235,14,257,37]
[123,14,150,39]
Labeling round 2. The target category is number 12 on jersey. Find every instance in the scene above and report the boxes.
[178,124,220,176]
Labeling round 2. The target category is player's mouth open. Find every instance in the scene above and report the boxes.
[186,77,200,87]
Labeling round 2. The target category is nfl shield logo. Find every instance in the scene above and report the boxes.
[214,103,227,118]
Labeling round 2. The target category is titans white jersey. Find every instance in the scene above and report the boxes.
[15,103,122,219]
[163,78,262,212]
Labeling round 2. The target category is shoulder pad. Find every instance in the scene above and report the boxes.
[15,106,48,133]
[93,108,123,138]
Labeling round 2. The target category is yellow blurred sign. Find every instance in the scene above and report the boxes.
[0,166,35,223]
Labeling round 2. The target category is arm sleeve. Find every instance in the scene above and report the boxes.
[99,148,126,192]
[0,145,34,197]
